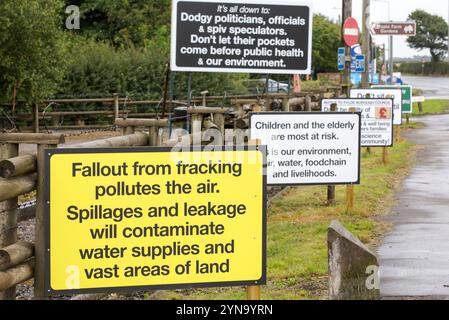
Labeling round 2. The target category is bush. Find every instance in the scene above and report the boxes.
[57,38,249,101]
[398,61,449,75]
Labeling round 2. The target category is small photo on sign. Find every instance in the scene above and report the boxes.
[375,107,392,120]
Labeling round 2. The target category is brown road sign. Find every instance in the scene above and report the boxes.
[370,22,416,36]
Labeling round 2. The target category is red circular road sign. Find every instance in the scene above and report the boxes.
[343,17,360,47]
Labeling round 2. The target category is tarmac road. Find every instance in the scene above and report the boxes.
[378,114,449,299]
[402,75,449,99]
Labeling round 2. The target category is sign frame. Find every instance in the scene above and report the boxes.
[320,98,394,148]
[43,145,267,296]
[249,111,362,187]
[170,0,314,74]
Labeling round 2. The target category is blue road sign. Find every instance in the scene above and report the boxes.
[351,73,379,85]
[338,47,345,71]
[354,55,365,73]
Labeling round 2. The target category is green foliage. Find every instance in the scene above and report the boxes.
[59,39,167,99]
[70,0,171,48]
[58,38,248,100]
[312,15,341,74]
[398,61,449,75]
[407,10,448,62]
[0,1,341,104]
[0,0,67,103]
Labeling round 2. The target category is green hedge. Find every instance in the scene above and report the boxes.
[57,39,249,101]
[398,62,449,75]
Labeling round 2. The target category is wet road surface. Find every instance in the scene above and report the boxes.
[403,75,449,99]
[378,114,449,298]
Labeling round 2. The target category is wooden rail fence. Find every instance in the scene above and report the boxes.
[0,89,345,300]
[0,89,342,133]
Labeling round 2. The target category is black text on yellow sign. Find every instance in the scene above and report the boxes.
[44,146,267,295]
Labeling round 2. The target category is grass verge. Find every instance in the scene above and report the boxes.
[147,138,418,300]
[411,99,448,116]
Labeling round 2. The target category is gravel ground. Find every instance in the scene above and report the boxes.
[16,219,35,300]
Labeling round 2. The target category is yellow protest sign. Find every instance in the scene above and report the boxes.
[44,146,266,294]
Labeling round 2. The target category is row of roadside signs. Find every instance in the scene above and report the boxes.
[252,85,410,185]
[45,1,417,297]
[46,94,411,296]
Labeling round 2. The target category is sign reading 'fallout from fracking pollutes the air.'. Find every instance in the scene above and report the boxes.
[171,0,313,74]
[44,147,266,295]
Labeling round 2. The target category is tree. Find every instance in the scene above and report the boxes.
[69,0,171,48]
[0,0,67,106]
[312,15,341,74]
[407,10,448,63]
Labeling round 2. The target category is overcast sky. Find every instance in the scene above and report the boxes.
[312,0,449,58]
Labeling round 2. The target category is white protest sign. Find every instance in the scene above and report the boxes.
[350,89,402,125]
[250,112,361,186]
[321,99,394,147]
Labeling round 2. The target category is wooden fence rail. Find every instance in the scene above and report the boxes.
[0,90,344,299]
[1,90,341,133]
[0,123,165,299]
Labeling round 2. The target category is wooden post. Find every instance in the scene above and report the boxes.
[0,143,19,300]
[247,285,261,300]
[33,104,39,133]
[113,93,119,121]
[406,114,410,125]
[264,96,273,112]
[346,105,357,214]
[346,184,354,214]
[327,186,336,206]
[52,115,60,128]
[366,147,371,155]
[0,260,34,292]
[418,102,423,113]
[395,125,401,143]
[191,114,203,146]
[149,126,159,146]
[0,242,34,271]
[35,143,57,299]
[247,138,262,300]
[213,113,225,145]
[122,126,135,136]
[115,118,168,128]
[282,98,290,112]
[327,104,337,206]
[0,133,65,145]
[305,95,312,112]
[382,147,388,165]
[253,104,262,113]
[0,174,37,202]
[68,133,148,148]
